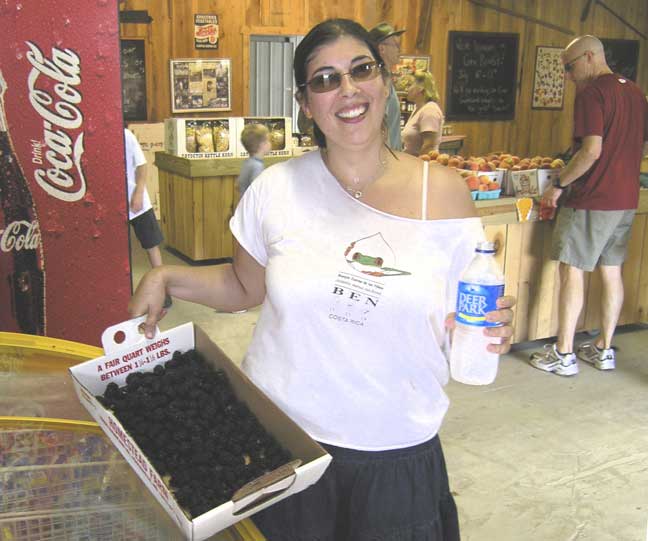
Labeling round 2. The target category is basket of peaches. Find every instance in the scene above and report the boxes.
[419,151,502,200]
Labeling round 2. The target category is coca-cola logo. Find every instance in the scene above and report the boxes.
[0,220,41,252]
[26,41,86,203]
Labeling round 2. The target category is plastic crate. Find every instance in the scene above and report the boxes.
[477,189,502,200]
[470,191,478,201]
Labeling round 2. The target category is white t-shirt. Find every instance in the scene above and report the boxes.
[402,101,444,156]
[124,128,151,220]
[230,150,483,451]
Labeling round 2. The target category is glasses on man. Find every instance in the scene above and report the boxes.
[299,61,384,93]
[563,52,588,72]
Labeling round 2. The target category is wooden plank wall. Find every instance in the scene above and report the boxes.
[120,0,648,157]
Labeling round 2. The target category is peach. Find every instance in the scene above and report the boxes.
[419,154,431,161]
[466,176,480,191]
[429,150,440,160]
[478,175,491,185]
[511,156,521,165]
[550,158,565,169]
[448,157,462,168]
[488,182,500,190]
[479,162,494,172]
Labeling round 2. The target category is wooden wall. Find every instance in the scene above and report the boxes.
[120,0,648,157]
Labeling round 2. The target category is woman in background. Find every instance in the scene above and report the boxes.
[402,70,444,156]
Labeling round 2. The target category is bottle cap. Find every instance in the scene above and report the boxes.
[476,241,496,253]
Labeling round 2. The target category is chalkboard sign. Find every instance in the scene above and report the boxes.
[601,39,639,82]
[446,32,519,121]
[120,39,147,121]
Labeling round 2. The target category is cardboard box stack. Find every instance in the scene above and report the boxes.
[236,117,292,158]
[165,118,239,158]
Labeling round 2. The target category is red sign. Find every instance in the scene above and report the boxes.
[0,0,131,345]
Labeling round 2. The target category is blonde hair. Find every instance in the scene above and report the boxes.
[240,123,269,154]
[413,70,440,103]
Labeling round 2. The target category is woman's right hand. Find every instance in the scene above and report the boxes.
[128,267,168,338]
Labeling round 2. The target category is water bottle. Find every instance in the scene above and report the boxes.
[450,241,505,385]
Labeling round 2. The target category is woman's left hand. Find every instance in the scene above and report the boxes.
[484,295,516,354]
[445,295,516,354]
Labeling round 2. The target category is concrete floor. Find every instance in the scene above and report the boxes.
[133,236,648,541]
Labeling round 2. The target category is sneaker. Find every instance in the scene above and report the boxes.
[529,344,578,376]
[577,342,615,370]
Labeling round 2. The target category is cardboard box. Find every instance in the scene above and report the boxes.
[236,117,292,158]
[128,122,165,219]
[165,117,238,158]
[69,318,331,541]
[509,168,560,198]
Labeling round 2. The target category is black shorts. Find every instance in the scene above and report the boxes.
[130,208,163,250]
[252,435,460,541]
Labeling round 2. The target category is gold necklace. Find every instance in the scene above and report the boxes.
[322,148,388,199]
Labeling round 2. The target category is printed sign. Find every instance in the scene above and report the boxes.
[194,14,219,50]
[0,0,132,345]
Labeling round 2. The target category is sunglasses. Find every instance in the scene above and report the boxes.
[563,52,587,72]
[299,61,384,93]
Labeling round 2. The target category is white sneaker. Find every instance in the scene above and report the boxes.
[529,344,578,376]
[577,342,615,370]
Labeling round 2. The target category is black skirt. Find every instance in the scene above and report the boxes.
[252,435,460,541]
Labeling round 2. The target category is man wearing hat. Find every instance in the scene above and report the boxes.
[368,22,405,151]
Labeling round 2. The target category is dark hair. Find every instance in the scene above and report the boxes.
[294,18,387,148]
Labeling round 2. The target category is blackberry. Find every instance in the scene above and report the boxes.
[97,348,293,518]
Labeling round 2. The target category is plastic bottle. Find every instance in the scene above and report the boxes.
[449,241,504,385]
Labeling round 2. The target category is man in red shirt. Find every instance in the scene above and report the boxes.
[529,35,648,376]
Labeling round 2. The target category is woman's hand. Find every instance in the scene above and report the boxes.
[128,267,168,338]
[445,295,516,354]
[484,295,516,354]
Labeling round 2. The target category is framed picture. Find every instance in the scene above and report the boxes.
[532,46,565,110]
[392,55,430,93]
[170,58,231,113]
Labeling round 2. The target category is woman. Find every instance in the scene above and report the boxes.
[129,18,514,541]
[402,70,444,156]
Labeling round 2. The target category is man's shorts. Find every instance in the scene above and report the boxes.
[551,207,636,272]
[130,208,163,250]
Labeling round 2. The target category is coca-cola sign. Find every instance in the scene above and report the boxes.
[26,41,87,202]
[1,0,132,345]
[0,220,41,252]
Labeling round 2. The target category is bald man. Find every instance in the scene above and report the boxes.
[529,35,648,376]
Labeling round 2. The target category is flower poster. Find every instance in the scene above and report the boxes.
[532,46,565,110]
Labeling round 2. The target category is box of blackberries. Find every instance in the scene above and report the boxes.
[69,318,332,540]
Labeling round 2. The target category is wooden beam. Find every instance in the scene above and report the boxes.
[581,0,595,22]
[468,0,575,36]
[596,0,648,40]
[415,0,433,51]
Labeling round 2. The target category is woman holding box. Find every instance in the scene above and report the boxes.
[130,18,514,541]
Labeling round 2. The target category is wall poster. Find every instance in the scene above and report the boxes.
[531,46,565,110]
[170,58,231,113]
[194,14,219,50]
